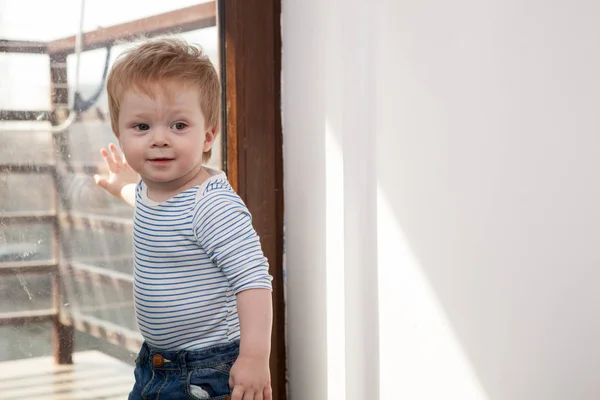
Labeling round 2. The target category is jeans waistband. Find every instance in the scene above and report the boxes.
[138,340,240,372]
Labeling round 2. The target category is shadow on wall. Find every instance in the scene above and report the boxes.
[374,1,600,399]
[283,0,600,399]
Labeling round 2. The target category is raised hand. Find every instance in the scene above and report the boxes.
[94,143,138,206]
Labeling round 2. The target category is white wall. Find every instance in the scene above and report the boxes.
[282,0,600,399]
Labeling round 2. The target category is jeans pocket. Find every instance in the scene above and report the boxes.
[129,362,153,400]
[185,367,231,400]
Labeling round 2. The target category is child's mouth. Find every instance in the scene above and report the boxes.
[149,158,174,166]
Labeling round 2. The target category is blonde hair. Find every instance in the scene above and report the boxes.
[106,36,220,161]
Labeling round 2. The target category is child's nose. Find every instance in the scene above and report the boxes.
[151,128,170,147]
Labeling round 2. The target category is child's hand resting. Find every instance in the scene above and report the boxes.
[94,143,138,206]
[229,355,272,400]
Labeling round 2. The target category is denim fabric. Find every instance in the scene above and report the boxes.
[128,340,239,400]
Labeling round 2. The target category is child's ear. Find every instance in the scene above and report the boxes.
[203,129,215,152]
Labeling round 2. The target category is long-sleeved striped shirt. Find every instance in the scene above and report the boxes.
[132,168,273,351]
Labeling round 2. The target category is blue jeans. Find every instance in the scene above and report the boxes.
[129,340,240,400]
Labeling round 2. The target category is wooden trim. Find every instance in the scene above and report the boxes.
[0,211,132,239]
[223,1,286,398]
[52,272,74,364]
[0,39,46,54]
[68,312,143,354]
[0,110,51,121]
[0,309,57,327]
[49,53,75,365]
[0,162,102,175]
[47,2,217,55]
[223,0,239,191]
[0,211,56,224]
[59,212,133,234]
[49,54,68,108]
[69,262,133,289]
[217,0,229,179]
[0,163,55,174]
[0,260,59,275]
[64,162,103,175]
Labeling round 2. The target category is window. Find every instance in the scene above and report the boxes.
[0,1,285,398]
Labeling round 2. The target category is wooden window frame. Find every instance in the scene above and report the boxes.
[221,1,286,399]
[0,1,286,397]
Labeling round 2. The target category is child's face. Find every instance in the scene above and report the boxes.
[117,81,214,191]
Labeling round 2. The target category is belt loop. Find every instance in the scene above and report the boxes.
[139,342,149,365]
[179,351,188,377]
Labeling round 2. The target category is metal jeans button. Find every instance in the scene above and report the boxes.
[152,354,164,367]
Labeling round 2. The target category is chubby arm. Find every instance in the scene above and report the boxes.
[118,183,137,207]
[237,288,273,359]
[194,191,273,293]
[193,190,273,399]
[230,288,273,399]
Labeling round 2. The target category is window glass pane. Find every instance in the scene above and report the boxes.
[0,128,53,165]
[0,54,51,111]
[0,325,51,362]
[0,224,53,262]
[0,275,52,313]
[0,173,54,212]
[0,3,222,394]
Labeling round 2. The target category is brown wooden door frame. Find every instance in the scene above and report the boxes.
[220,1,286,399]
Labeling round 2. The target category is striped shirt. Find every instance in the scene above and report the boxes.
[132,168,273,351]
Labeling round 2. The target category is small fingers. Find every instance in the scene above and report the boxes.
[94,174,107,189]
[244,389,256,400]
[231,386,245,400]
[100,143,124,173]
[263,385,273,400]
[108,143,123,166]
[100,147,117,172]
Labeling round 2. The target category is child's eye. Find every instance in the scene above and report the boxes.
[172,122,187,131]
[134,123,150,131]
